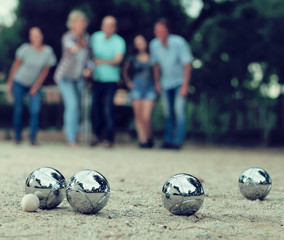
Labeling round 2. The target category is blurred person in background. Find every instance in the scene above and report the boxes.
[54,10,92,147]
[123,35,156,148]
[150,19,193,150]
[90,16,126,148]
[7,27,56,145]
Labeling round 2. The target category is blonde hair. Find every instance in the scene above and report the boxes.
[66,10,88,29]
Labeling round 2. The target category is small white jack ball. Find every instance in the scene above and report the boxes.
[21,194,40,212]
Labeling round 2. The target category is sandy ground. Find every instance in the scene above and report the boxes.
[0,140,283,240]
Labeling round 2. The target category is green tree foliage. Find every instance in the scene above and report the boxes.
[188,0,284,144]
[0,22,22,75]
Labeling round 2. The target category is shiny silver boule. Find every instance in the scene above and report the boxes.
[239,167,272,200]
[66,170,110,214]
[25,167,66,209]
[162,173,204,216]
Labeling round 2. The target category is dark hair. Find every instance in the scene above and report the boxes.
[132,35,149,56]
[154,18,172,32]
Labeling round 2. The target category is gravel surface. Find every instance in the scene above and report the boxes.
[0,141,283,240]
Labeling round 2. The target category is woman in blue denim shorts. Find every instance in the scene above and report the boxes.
[123,35,156,148]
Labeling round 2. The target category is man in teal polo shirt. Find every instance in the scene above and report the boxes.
[90,16,126,148]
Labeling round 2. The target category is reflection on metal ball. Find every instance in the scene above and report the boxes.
[162,173,204,216]
[239,167,272,200]
[25,167,66,209]
[66,169,110,214]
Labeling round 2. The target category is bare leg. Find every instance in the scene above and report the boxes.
[132,100,147,143]
[141,100,155,140]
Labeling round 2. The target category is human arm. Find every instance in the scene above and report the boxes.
[82,53,94,78]
[67,35,86,54]
[68,45,81,54]
[122,61,134,89]
[153,64,161,94]
[7,58,22,92]
[94,35,126,66]
[179,63,192,97]
[82,68,93,78]
[178,37,194,97]
[30,46,56,95]
[149,40,161,94]
[94,53,124,66]
[82,39,94,78]
[29,66,50,95]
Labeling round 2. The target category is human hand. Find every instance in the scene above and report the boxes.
[29,87,38,96]
[155,82,161,94]
[6,84,14,103]
[7,82,12,93]
[76,37,86,48]
[94,59,104,65]
[6,83,14,102]
[127,81,134,89]
[179,85,188,97]
[83,68,92,78]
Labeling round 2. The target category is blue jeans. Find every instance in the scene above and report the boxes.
[161,85,187,146]
[12,81,42,143]
[91,81,117,143]
[58,78,84,143]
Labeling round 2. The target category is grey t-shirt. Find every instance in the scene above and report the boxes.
[14,43,56,86]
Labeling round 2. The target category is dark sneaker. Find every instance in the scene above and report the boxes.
[147,138,154,148]
[31,141,40,146]
[160,142,173,149]
[139,142,150,149]
[90,136,101,147]
[171,144,182,150]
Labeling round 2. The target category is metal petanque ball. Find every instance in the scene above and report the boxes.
[25,167,66,209]
[162,173,204,216]
[66,169,110,214]
[239,167,272,200]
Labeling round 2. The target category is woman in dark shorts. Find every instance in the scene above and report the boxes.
[123,35,156,148]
